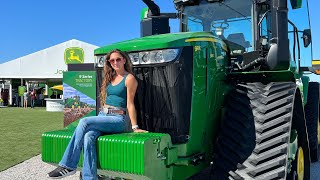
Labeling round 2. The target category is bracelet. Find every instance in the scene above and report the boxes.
[132,125,139,130]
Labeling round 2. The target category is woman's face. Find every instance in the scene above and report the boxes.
[108,52,126,71]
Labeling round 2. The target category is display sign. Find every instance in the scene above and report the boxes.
[63,71,96,128]
[45,99,64,112]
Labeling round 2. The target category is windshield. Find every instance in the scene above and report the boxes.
[182,1,254,52]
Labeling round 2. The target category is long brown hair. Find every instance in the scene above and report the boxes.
[99,49,133,107]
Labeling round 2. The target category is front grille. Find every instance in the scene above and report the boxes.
[133,46,193,144]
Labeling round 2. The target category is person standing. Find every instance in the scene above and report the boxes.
[14,92,19,107]
[47,49,147,180]
[50,92,56,99]
[39,91,44,107]
[23,90,28,108]
[30,89,36,108]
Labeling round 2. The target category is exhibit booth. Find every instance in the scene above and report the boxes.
[0,39,99,106]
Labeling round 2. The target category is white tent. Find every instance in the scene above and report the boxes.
[0,39,99,105]
[0,39,99,79]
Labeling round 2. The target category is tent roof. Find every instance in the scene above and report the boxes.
[0,39,99,79]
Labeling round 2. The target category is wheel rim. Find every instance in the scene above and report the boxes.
[297,147,304,180]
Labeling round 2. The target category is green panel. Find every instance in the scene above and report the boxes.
[63,71,96,100]
[179,41,228,157]
[42,130,84,166]
[42,131,173,180]
[63,71,97,128]
[42,130,74,163]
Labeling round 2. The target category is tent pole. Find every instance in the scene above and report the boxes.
[26,81,29,93]
[9,79,12,106]
[45,84,48,96]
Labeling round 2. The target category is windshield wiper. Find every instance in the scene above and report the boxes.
[220,2,252,23]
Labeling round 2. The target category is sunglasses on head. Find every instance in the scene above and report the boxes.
[108,57,123,64]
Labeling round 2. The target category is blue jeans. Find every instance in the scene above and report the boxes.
[31,99,35,108]
[59,112,126,180]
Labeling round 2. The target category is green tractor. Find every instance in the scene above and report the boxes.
[65,96,81,108]
[42,0,320,179]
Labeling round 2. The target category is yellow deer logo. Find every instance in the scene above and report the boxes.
[64,47,84,64]
[68,50,81,62]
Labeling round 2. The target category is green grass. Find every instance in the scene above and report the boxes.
[0,107,63,171]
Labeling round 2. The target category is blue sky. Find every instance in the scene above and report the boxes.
[0,0,176,64]
[0,0,319,81]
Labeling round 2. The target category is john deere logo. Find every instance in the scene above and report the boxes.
[64,47,84,64]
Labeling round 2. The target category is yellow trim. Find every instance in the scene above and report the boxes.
[185,38,228,51]
[312,60,320,65]
[185,37,218,43]
[297,147,304,180]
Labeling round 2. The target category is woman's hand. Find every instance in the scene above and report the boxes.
[133,128,148,133]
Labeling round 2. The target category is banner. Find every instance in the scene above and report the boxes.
[63,71,96,128]
[18,86,26,96]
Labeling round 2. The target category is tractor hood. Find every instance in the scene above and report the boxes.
[94,32,218,54]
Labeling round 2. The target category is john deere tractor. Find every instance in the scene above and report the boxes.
[42,0,320,179]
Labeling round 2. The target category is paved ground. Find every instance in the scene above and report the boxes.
[0,152,319,180]
[0,155,80,180]
[311,149,320,180]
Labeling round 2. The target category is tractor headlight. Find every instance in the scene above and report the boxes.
[128,48,180,65]
[95,55,106,67]
[128,53,139,65]
[140,52,150,64]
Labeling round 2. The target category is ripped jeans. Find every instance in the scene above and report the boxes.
[59,112,126,180]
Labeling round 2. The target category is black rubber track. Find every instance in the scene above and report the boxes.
[212,82,301,180]
[304,82,320,162]
[288,89,311,180]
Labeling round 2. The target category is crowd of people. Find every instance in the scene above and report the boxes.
[9,88,61,108]
[21,89,45,108]
[1,87,63,108]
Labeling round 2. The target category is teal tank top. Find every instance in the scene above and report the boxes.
[105,74,128,108]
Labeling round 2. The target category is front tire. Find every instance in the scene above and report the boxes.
[304,82,319,162]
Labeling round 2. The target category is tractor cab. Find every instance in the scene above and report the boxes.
[174,0,316,73]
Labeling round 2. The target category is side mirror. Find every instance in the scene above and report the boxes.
[290,0,302,9]
[302,29,312,48]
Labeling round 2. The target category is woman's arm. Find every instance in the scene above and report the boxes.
[126,74,146,132]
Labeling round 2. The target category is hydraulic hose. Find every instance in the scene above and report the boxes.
[241,57,265,71]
